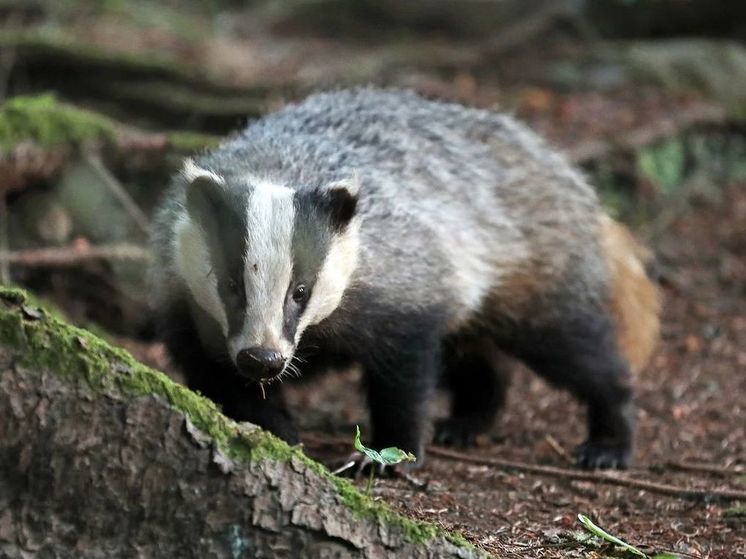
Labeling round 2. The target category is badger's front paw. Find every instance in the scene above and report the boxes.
[574,440,631,470]
[432,417,483,448]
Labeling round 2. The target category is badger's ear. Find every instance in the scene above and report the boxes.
[318,177,359,231]
[183,159,225,225]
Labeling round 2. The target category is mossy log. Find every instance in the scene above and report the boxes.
[0,30,269,133]
[0,288,484,558]
[0,94,220,193]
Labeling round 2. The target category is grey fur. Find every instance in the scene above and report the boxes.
[151,86,607,361]
[149,88,647,467]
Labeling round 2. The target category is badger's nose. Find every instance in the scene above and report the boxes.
[236,347,285,380]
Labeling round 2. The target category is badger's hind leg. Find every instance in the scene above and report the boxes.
[434,337,511,447]
[513,310,634,469]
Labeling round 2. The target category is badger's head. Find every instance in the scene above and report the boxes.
[174,159,360,383]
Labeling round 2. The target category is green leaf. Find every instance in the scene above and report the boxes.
[353,425,416,466]
[577,514,647,558]
[378,446,417,465]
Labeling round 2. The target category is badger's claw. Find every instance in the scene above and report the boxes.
[574,440,631,470]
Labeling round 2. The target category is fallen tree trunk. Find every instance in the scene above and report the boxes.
[0,288,484,558]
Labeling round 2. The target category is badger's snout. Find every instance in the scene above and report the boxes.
[236,347,286,381]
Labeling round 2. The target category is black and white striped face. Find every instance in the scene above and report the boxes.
[174,160,360,381]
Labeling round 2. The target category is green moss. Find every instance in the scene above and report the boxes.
[724,506,746,518]
[637,138,686,195]
[0,94,116,153]
[0,287,480,554]
[332,476,443,544]
[0,286,26,304]
[0,304,26,350]
[0,93,224,156]
[7,285,67,322]
[167,130,221,153]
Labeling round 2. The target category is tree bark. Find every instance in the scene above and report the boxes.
[0,288,483,559]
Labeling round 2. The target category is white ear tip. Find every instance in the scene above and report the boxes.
[181,158,198,180]
[181,159,225,185]
[347,174,361,196]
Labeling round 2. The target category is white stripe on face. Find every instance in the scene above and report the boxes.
[228,179,296,362]
[294,218,361,344]
[174,214,229,335]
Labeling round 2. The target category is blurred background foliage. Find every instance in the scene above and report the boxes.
[0,0,745,338]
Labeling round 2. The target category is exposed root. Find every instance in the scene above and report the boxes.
[0,243,151,267]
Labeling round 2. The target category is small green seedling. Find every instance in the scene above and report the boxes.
[353,425,416,494]
[577,514,679,559]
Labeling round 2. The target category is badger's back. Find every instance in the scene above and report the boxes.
[186,89,605,326]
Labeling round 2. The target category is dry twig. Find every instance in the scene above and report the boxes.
[427,446,746,502]
[663,461,745,477]
[0,243,151,267]
[85,154,151,236]
[544,434,574,465]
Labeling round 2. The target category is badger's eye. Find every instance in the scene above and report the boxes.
[292,284,308,304]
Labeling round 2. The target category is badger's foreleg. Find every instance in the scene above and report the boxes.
[361,334,441,468]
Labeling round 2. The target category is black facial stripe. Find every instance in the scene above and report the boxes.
[282,191,336,341]
[282,285,306,342]
[216,216,248,338]
[189,178,248,336]
[293,191,333,275]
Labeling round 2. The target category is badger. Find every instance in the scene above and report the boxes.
[150,88,660,470]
